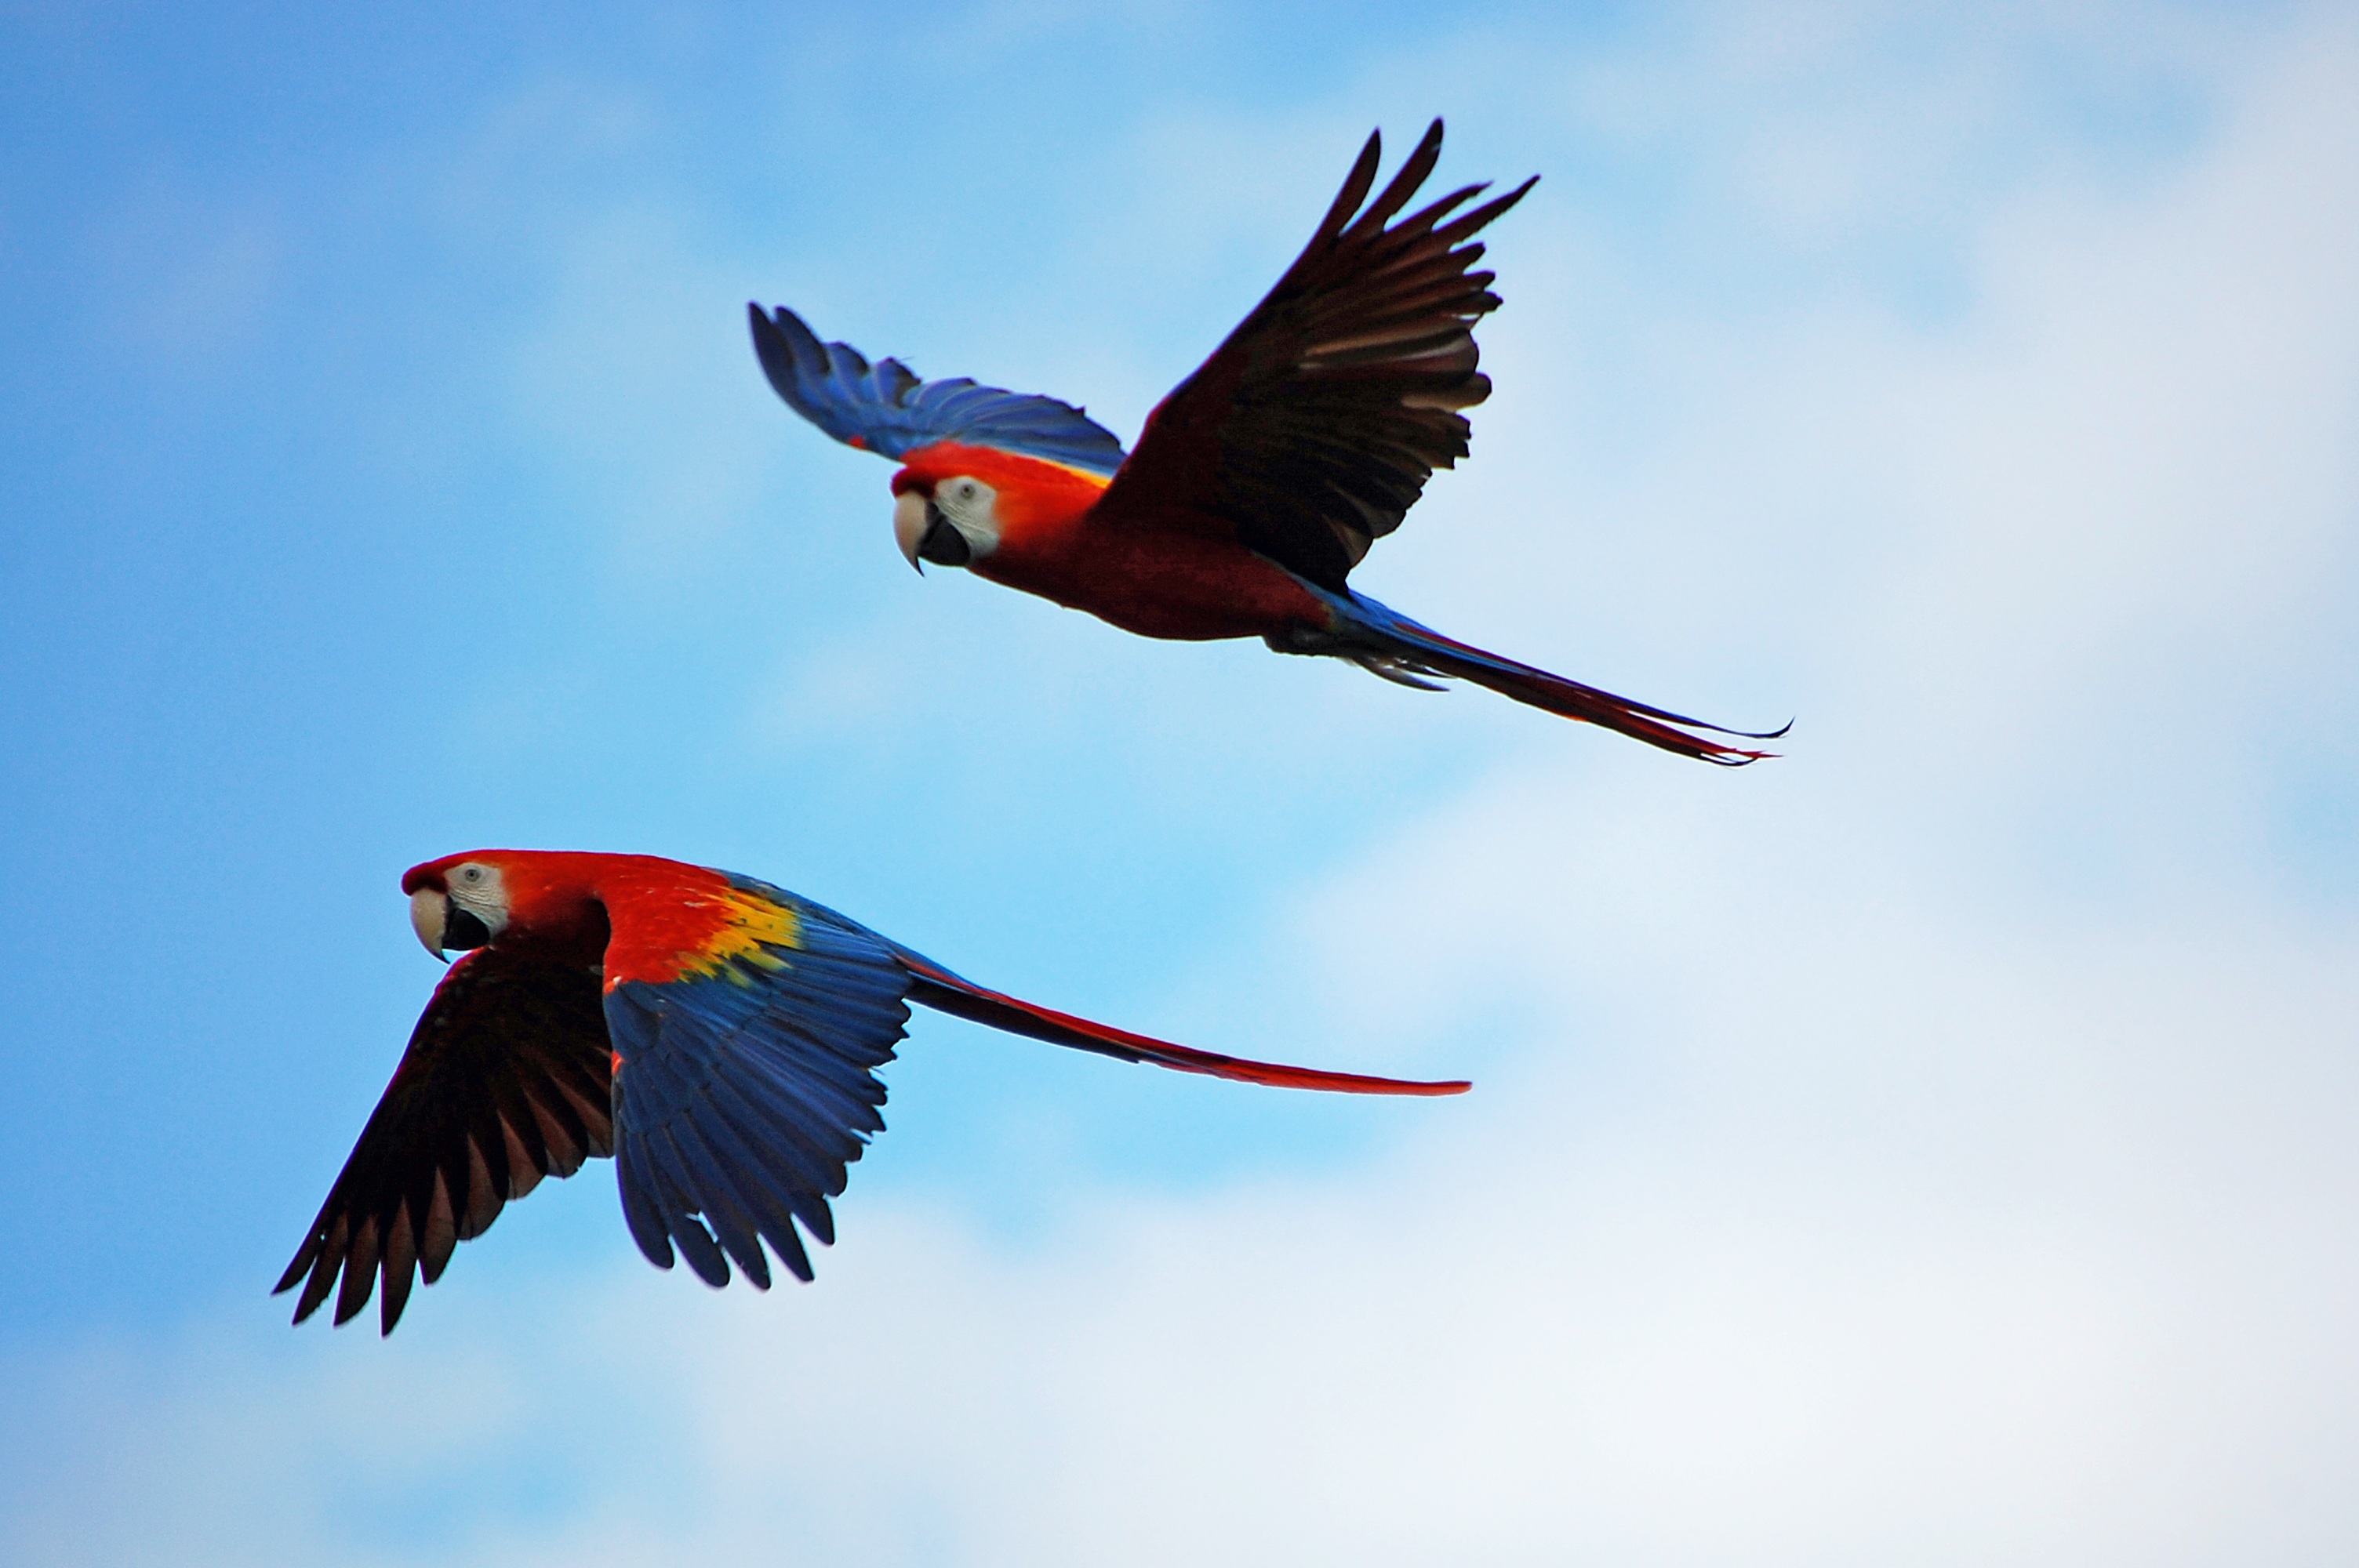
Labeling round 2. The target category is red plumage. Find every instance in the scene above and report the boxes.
[278,850,1467,1334]
[754,121,1783,763]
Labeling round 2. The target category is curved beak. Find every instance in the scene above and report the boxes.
[409,887,493,963]
[410,887,450,962]
[892,490,972,573]
[893,490,932,573]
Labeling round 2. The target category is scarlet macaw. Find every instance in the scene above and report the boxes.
[751,120,1780,764]
[276,850,1464,1334]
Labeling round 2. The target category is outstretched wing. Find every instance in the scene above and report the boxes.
[604,862,1466,1292]
[602,876,913,1292]
[1096,120,1533,592]
[748,303,1129,477]
[274,946,614,1335]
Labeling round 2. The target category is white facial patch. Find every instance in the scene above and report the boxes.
[932,475,1001,560]
[443,861,511,938]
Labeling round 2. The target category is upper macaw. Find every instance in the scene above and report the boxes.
[751,119,1781,764]
[276,849,1464,1334]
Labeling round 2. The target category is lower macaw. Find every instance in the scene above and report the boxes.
[276,850,1465,1334]
[751,119,1781,764]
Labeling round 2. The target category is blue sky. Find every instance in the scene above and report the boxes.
[4,2,2356,1563]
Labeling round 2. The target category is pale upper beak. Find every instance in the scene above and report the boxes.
[894,489,932,572]
[410,887,449,961]
[893,488,973,572]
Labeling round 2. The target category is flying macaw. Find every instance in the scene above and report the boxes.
[751,119,1780,764]
[276,849,1464,1334]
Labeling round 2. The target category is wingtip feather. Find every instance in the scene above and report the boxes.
[272,1238,317,1298]
[1316,128,1387,244]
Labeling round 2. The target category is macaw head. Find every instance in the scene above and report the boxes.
[404,854,517,960]
[890,468,997,570]
[402,850,616,962]
[889,445,1013,571]
[888,442,1111,572]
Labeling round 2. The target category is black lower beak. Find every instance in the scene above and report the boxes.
[442,902,493,953]
[917,502,971,567]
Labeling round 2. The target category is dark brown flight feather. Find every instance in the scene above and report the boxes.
[273,943,615,1335]
[1100,119,1535,592]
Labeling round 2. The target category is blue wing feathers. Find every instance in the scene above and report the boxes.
[651,1144,733,1287]
[667,1121,776,1287]
[752,1061,881,1150]
[615,1134,678,1269]
[749,303,1129,477]
[690,1098,827,1266]
[605,889,914,1283]
[657,1127,751,1284]
[634,1122,736,1287]
[707,1058,845,1191]
[714,1061,860,1196]
[703,1116,819,1280]
[718,1045,874,1166]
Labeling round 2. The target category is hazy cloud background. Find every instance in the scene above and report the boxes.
[2,2,2353,1563]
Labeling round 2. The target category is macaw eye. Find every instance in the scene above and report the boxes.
[951,477,983,505]
[456,865,487,887]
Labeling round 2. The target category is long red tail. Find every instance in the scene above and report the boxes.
[898,957,1469,1096]
[1331,590,1787,764]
